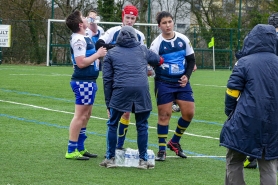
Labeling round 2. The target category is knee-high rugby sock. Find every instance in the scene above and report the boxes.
[172,117,190,143]
[117,117,129,149]
[77,128,87,151]
[157,124,168,151]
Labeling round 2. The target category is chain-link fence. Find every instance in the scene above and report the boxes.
[0,19,48,64]
[0,19,250,69]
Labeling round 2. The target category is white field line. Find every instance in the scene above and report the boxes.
[9,73,71,77]
[7,72,228,88]
[7,73,226,88]
[194,84,226,88]
[0,99,219,140]
[167,155,225,158]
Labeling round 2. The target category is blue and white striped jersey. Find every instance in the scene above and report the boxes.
[150,31,194,83]
[70,33,99,81]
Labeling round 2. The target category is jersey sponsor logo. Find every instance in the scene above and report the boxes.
[78,46,82,51]
[164,46,167,50]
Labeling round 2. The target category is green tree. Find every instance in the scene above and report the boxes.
[0,0,50,64]
[97,0,116,22]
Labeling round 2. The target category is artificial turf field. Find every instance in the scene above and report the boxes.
[0,65,270,185]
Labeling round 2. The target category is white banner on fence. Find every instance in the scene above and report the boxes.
[0,25,11,47]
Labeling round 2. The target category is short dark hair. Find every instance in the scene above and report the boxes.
[87,10,98,16]
[156,11,173,25]
[66,10,83,33]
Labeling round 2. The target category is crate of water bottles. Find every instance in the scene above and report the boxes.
[115,148,155,168]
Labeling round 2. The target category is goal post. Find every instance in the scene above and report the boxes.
[46,19,158,66]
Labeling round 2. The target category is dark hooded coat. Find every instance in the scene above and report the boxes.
[102,26,161,113]
[220,24,278,160]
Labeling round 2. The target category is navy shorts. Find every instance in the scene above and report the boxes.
[70,81,98,105]
[155,80,194,105]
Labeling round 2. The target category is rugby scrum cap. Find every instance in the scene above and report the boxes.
[122,5,138,21]
[268,12,278,28]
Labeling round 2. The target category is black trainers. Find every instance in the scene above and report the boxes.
[80,149,98,158]
[244,157,257,169]
[155,150,166,161]
[65,149,90,160]
[167,139,187,158]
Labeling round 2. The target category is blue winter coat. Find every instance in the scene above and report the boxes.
[102,26,161,113]
[220,24,278,160]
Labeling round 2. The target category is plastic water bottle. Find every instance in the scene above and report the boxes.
[115,149,126,167]
[124,148,139,167]
[87,16,101,24]
[116,148,155,167]
[147,149,155,166]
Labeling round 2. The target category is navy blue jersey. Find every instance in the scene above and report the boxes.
[150,32,194,83]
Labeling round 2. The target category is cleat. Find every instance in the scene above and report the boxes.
[99,157,117,168]
[155,150,166,161]
[167,139,187,158]
[172,103,180,112]
[65,149,90,160]
[137,159,154,170]
[244,158,257,169]
[79,149,97,158]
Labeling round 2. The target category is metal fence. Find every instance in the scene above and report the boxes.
[0,19,250,69]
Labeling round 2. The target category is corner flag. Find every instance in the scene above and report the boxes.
[208,37,214,48]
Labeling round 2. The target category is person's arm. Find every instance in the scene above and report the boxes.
[75,47,107,68]
[193,64,197,72]
[87,14,98,33]
[178,54,195,87]
[95,27,117,50]
[184,53,196,80]
[95,39,115,50]
[87,23,98,35]
[225,88,240,116]
[102,53,113,109]
[224,61,245,116]
[144,46,164,66]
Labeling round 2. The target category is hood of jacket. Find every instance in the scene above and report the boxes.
[116,25,141,48]
[236,24,277,59]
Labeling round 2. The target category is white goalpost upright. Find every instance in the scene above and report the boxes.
[46,19,158,66]
[46,19,64,66]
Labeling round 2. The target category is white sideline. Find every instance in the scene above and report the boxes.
[167,155,225,158]
[0,99,219,140]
